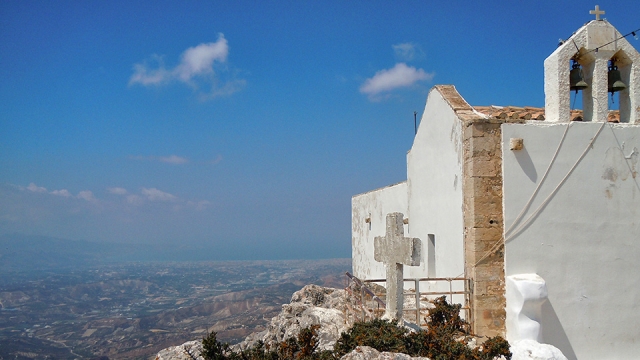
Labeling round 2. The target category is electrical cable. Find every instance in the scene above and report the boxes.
[504,121,571,238]
[473,121,606,270]
[566,26,640,54]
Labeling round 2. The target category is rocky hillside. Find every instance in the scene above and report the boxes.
[233,284,359,352]
[156,284,567,360]
[157,284,361,359]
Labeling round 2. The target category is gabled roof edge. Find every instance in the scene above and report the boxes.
[433,85,489,123]
[352,180,407,199]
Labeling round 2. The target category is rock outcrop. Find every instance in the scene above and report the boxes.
[157,284,361,360]
[234,284,359,352]
[156,284,568,360]
[156,340,204,360]
[340,346,430,360]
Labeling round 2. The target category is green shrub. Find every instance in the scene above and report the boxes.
[297,325,321,357]
[478,335,511,359]
[202,296,511,360]
[333,318,408,356]
[427,296,466,334]
[202,324,334,360]
[236,341,278,360]
[333,296,511,360]
[202,331,231,360]
[407,296,511,360]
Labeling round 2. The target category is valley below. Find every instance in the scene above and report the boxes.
[0,258,350,359]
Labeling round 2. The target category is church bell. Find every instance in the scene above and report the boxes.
[569,61,588,92]
[608,61,626,93]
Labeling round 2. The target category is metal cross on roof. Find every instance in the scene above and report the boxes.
[590,5,605,21]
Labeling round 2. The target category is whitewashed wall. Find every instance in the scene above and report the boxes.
[502,122,640,360]
[352,182,408,280]
[406,88,465,282]
[351,87,466,301]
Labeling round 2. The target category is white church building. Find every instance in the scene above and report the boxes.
[352,16,639,360]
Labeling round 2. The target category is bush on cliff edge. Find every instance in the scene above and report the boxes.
[202,296,511,360]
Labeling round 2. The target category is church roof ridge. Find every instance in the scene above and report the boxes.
[472,106,622,123]
[352,180,407,198]
[433,85,473,112]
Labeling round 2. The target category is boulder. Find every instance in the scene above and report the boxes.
[234,284,359,351]
[510,339,568,360]
[340,346,430,360]
[155,340,203,360]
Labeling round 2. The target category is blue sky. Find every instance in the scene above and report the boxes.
[1,1,638,260]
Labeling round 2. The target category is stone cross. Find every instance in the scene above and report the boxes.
[374,212,421,320]
[590,5,605,20]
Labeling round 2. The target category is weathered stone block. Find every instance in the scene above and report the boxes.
[465,157,502,177]
[464,208,503,229]
[469,135,500,155]
[469,159,500,177]
[464,176,501,195]
[468,227,503,242]
[475,264,504,281]
[469,238,503,255]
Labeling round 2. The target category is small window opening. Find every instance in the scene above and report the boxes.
[428,234,436,278]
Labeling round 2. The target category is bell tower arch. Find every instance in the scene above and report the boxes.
[544,19,640,123]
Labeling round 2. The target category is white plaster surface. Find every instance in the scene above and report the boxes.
[351,87,465,301]
[510,340,568,360]
[406,87,465,285]
[502,121,640,360]
[506,274,548,343]
[352,182,408,280]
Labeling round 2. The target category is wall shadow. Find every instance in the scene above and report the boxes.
[514,147,537,183]
[541,300,578,360]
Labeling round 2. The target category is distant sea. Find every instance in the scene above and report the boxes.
[0,233,349,273]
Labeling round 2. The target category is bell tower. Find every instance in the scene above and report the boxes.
[544,10,640,123]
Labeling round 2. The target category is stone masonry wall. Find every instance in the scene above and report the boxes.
[436,85,510,338]
[462,119,507,338]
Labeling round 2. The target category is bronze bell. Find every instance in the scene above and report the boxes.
[570,62,588,92]
[608,63,626,93]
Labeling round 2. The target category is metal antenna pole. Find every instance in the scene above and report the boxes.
[414,111,417,135]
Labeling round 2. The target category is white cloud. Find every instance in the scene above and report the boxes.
[51,189,72,197]
[141,188,177,202]
[128,155,148,161]
[129,34,241,99]
[159,155,189,164]
[208,154,223,165]
[107,187,128,195]
[77,190,96,202]
[129,55,171,86]
[129,155,189,165]
[187,200,211,211]
[126,194,144,205]
[27,183,47,193]
[360,63,434,98]
[392,42,424,62]
[174,39,228,82]
[198,79,245,100]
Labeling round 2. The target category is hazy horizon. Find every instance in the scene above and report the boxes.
[0,234,351,272]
